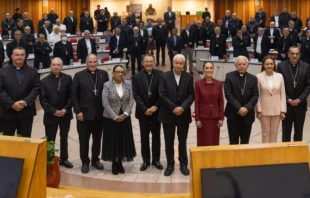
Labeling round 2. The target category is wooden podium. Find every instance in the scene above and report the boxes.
[190,142,310,198]
[0,136,47,198]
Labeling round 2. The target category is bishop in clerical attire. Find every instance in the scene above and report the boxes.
[277,46,310,142]
[72,54,109,174]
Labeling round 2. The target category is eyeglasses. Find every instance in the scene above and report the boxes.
[113,71,125,74]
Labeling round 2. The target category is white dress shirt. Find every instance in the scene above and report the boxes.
[174,71,181,85]
[115,83,123,98]
[270,28,274,43]
[256,36,263,54]
[169,12,171,17]
[186,29,189,37]
[275,16,279,27]
[267,75,273,90]
[140,29,144,37]
[116,35,120,49]
[85,39,92,54]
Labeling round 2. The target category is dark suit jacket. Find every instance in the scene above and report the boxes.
[77,38,97,63]
[167,35,183,56]
[195,27,207,46]
[38,26,51,39]
[292,17,303,32]
[300,37,310,60]
[72,69,109,120]
[195,79,224,120]
[132,69,163,119]
[33,42,52,69]
[228,19,243,36]
[255,12,266,27]
[53,41,74,65]
[0,65,40,119]
[253,35,270,59]
[1,19,16,36]
[264,28,280,47]
[110,16,121,30]
[246,22,259,35]
[139,28,148,52]
[63,16,77,34]
[128,34,144,54]
[108,35,125,58]
[158,71,194,124]
[6,40,28,64]
[180,29,195,48]
[232,36,249,58]
[164,12,176,29]
[0,41,4,65]
[48,13,58,24]
[224,71,259,125]
[210,34,227,59]
[80,17,94,33]
[37,19,52,32]
[23,19,34,34]
[11,26,24,37]
[152,25,169,43]
[127,16,136,27]
[97,15,108,32]
[277,36,295,60]
[118,25,132,45]
[279,12,291,28]
[40,73,73,125]
[288,29,299,43]
[204,22,215,39]
[277,60,310,113]
[22,33,36,54]
[222,16,231,28]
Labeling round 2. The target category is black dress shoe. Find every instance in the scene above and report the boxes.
[164,166,174,176]
[117,161,125,174]
[112,162,119,175]
[180,166,190,176]
[81,164,89,174]
[140,162,150,171]
[152,161,163,170]
[91,161,104,170]
[59,160,74,168]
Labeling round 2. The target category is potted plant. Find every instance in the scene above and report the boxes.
[0,133,61,188]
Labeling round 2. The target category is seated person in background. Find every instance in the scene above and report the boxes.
[232,29,249,58]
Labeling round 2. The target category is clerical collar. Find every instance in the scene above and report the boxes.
[289,61,299,67]
[51,72,61,77]
[143,70,152,75]
[13,65,24,70]
[87,69,97,74]
[238,72,247,77]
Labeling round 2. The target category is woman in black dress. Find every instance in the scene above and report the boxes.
[102,65,136,175]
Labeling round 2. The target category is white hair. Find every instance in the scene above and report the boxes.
[51,57,63,66]
[133,27,139,31]
[235,56,249,65]
[173,54,185,63]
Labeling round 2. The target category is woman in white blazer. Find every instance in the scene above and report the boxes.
[256,56,286,143]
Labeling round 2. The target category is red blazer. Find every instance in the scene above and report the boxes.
[194,78,224,121]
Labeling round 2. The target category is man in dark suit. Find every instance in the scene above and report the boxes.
[255,7,266,27]
[167,28,183,70]
[53,33,74,65]
[204,17,215,40]
[132,54,164,172]
[194,21,207,48]
[128,27,144,76]
[126,12,136,28]
[48,8,58,25]
[232,29,249,58]
[264,22,281,49]
[253,28,270,62]
[202,7,211,23]
[0,40,5,68]
[110,12,121,33]
[6,30,28,65]
[277,47,310,142]
[72,54,109,173]
[215,19,229,39]
[118,18,132,68]
[180,22,195,73]
[224,56,259,144]
[210,27,227,59]
[38,20,51,40]
[228,13,243,37]
[152,18,169,66]
[80,12,94,33]
[11,18,24,36]
[246,16,259,37]
[22,12,34,34]
[288,21,299,44]
[0,47,40,137]
[12,8,22,22]
[40,58,73,168]
[279,7,291,29]
[164,6,176,34]
[277,28,295,61]
[1,13,16,38]
[222,10,231,29]
[109,27,125,59]
[300,30,310,65]
[291,11,303,33]
[241,26,251,47]
[138,21,148,54]
[22,26,36,54]
[63,11,77,35]
[77,30,97,63]
[270,10,280,28]
[158,54,194,176]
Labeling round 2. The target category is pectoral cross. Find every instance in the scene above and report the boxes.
[293,81,297,88]
[93,89,98,95]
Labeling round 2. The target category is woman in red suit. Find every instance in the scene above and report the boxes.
[195,62,224,146]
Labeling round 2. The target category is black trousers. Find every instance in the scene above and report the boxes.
[155,41,166,63]
[130,52,142,75]
[163,120,189,167]
[77,117,103,165]
[282,111,306,142]
[169,54,175,70]
[138,115,161,163]
[254,52,265,62]
[0,117,34,137]
[227,118,252,144]
[45,119,71,161]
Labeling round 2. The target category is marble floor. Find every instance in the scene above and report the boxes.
[30,60,310,194]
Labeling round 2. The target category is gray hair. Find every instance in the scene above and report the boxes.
[235,56,249,65]
[173,54,185,63]
[86,54,98,63]
[133,27,139,31]
[84,30,90,34]
[51,57,63,66]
